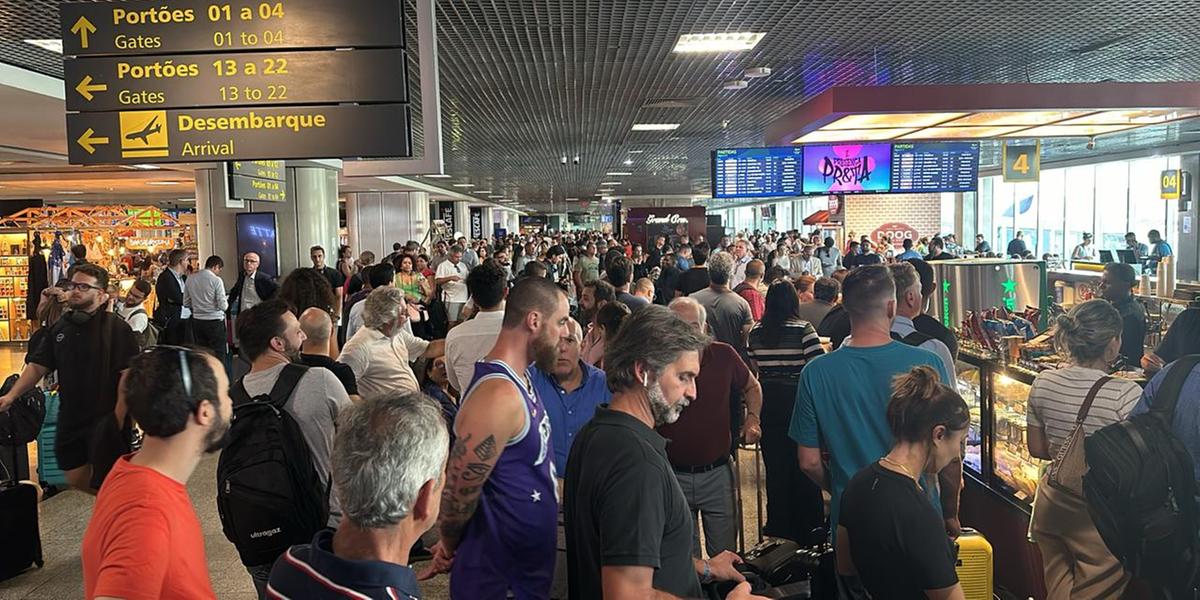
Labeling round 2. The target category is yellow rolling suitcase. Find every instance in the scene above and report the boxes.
[955,528,993,600]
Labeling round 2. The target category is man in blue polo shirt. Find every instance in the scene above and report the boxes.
[789,266,961,593]
[267,391,449,600]
[1131,356,1200,482]
[534,318,612,473]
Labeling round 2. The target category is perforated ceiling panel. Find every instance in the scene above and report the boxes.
[6,0,1200,211]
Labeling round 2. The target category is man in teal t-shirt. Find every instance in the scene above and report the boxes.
[789,265,960,541]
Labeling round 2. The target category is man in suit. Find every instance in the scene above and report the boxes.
[227,251,279,319]
[154,249,192,345]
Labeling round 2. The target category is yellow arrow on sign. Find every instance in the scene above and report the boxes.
[74,75,107,101]
[76,128,109,154]
[70,16,97,49]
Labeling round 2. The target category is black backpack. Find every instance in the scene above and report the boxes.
[890,330,934,347]
[1084,354,1200,595]
[217,364,329,567]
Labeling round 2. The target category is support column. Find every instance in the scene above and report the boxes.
[453,202,471,240]
[194,166,241,288]
[289,165,340,274]
[345,191,430,257]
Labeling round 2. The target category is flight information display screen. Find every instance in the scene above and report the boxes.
[711,147,804,199]
[890,141,980,193]
[801,143,892,194]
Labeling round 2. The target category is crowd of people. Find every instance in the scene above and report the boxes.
[0,223,1197,600]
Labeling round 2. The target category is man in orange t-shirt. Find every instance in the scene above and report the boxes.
[82,346,231,600]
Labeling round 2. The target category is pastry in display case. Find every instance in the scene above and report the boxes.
[955,360,984,474]
[991,372,1044,503]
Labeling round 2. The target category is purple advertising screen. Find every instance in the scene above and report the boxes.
[801,143,892,194]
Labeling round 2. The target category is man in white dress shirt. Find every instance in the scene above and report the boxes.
[338,287,444,401]
[444,259,508,394]
[435,246,470,326]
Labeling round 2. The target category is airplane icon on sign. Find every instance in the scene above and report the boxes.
[124,116,161,145]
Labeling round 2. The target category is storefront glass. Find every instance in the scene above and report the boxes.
[1038,169,1066,256]
[1094,163,1130,252]
[1063,164,1096,255]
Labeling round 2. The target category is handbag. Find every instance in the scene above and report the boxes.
[1046,375,1112,497]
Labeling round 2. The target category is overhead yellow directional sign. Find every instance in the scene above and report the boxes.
[67,104,411,165]
[59,0,404,57]
[230,160,284,181]
[64,49,407,112]
[70,16,97,49]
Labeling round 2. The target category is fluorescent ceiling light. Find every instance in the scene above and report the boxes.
[146,181,181,186]
[673,32,765,54]
[1001,124,1138,137]
[473,190,493,194]
[423,173,453,178]
[598,189,615,194]
[59,200,84,204]
[898,126,1026,140]
[56,190,84,194]
[792,128,918,143]
[631,123,679,131]
[623,158,634,166]
[606,171,632,176]
[488,195,505,199]
[627,150,645,154]
[599,181,622,186]
[24,39,62,54]
[452,183,475,188]
[824,113,966,130]
[130,164,161,170]
[723,80,749,91]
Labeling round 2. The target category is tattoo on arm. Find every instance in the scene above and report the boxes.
[439,434,501,549]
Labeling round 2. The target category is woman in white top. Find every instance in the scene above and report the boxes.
[1026,299,1141,599]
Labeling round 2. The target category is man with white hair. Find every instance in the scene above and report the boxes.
[565,306,761,600]
[730,239,753,289]
[338,287,445,401]
[268,391,450,598]
[689,251,754,363]
[662,297,762,559]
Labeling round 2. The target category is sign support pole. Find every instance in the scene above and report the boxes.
[343,0,443,177]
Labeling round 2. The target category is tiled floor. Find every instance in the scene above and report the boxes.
[0,342,772,599]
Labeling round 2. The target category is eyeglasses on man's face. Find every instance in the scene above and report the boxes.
[63,281,105,292]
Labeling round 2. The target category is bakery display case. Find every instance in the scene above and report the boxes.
[990,369,1043,504]
[954,359,984,475]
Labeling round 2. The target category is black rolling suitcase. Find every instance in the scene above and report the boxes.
[0,449,44,581]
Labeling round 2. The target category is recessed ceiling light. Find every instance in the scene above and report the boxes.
[474,190,493,194]
[452,183,475,188]
[56,190,84,194]
[743,67,772,79]
[606,171,632,176]
[627,150,646,154]
[673,32,765,54]
[488,195,505,199]
[598,189,615,193]
[632,123,679,131]
[623,158,634,166]
[424,173,453,178]
[146,181,182,186]
[599,181,622,186]
[723,79,749,91]
[24,39,62,54]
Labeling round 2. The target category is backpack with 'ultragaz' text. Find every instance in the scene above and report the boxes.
[1084,355,1200,595]
[216,363,328,567]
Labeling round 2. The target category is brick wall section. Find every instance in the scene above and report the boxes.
[845,193,943,246]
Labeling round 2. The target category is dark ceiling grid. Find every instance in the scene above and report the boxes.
[6,0,1200,210]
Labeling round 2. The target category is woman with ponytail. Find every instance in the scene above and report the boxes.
[837,366,970,599]
[1026,299,1141,598]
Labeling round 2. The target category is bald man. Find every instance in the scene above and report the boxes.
[298,307,360,401]
[633,277,655,303]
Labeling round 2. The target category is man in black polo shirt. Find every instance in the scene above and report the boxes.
[311,245,346,319]
[1100,262,1146,366]
[0,263,140,492]
[565,305,763,600]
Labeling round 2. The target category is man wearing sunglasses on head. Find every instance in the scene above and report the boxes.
[82,345,230,600]
[0,263,140,493]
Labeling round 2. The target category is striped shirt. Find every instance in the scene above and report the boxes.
[1027,366,1142,452]
[747,319,826,379]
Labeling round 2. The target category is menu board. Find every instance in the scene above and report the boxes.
[891,142,980,193]
[711,147,804,199]
[801,143,892,194]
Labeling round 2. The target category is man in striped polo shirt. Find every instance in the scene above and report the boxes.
[267,391,450,600]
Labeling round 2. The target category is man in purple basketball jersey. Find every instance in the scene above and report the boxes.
[420,276,571,599]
